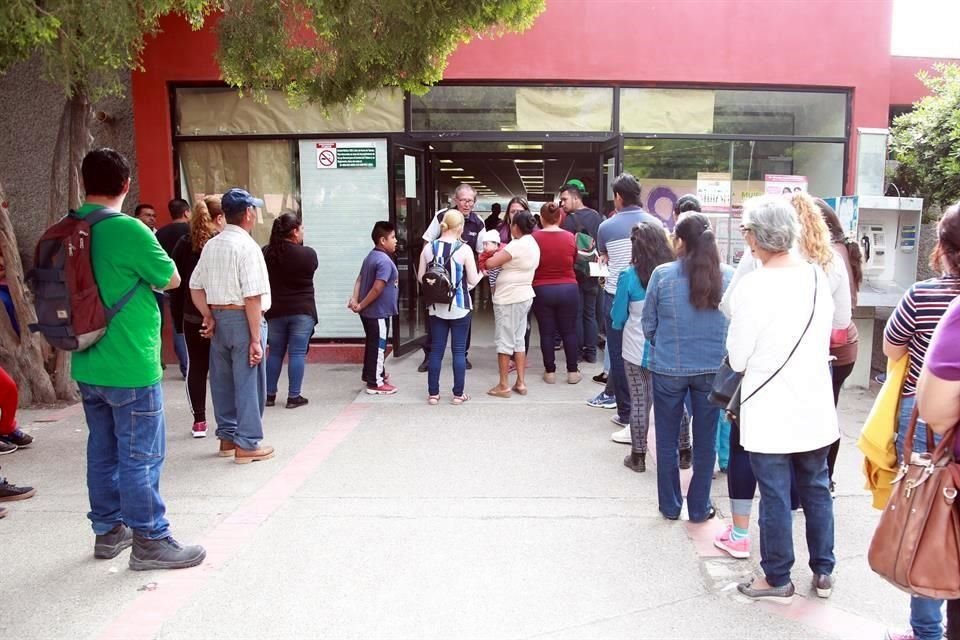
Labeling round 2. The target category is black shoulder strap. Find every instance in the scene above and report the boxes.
[741,264,819,405]
[84,208,124,226]
[570,210,585,234]
[82,207,142,320]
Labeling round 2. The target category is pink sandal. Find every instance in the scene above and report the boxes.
[451,393,471,405]
[428,395,440,405]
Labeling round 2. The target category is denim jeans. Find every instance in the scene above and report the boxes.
[603,292,631,422]
[173,330,188,378]
[428,314,471,396]
[896,394,945,640]
[78,382,170,539]
[266,314,315,397]
[749,445,835,588]
[896,394,941,461]
[652,373,718,521]
[533,283,579,373]
[577,279,599,359]
[209,309,267,450]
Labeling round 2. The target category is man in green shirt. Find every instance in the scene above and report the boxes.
[73,148,205,571]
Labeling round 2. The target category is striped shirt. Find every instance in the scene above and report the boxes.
[422,240,479,320]
[884,275,960,396]
[190,224,272,311]
[597,206,663,295]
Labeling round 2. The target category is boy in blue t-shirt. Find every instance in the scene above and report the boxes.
[349,221,400,395]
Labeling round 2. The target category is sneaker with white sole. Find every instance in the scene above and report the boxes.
[611,426,631,444]
[366,383,398,395]
[713,524,750,559]
[610,415,629,428]
[883,629,917,640]
[191,422,207,438]
[587,392,617,409]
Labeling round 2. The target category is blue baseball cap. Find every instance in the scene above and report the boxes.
[222,187,265,215]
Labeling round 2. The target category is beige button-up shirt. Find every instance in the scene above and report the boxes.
[190,224,272,311]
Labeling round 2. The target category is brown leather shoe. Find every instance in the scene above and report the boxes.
[235,445,275,464]
[218,439,236,457]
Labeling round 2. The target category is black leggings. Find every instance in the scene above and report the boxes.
[827,362,855,481]
[183,319,211,423]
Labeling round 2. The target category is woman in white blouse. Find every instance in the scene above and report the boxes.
[726,195,838,604]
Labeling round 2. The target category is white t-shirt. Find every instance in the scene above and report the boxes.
[493,234,540,305]
[726,263,839,454]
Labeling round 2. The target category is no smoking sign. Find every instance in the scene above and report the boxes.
[316,143,337,169]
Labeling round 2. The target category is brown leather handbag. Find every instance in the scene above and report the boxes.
[868,408,960,599]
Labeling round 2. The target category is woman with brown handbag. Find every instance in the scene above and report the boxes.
[883,203,960,640]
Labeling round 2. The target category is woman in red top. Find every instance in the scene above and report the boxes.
[532,202,581,384]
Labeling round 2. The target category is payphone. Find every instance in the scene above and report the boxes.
[848,195,923,389]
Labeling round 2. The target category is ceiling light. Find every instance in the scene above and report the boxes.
[440,159,453,164]
[514,159,544,164]
[507,144,543,150]
[463,181,481,184]
[440,168,463,172]
[452,175,475,179]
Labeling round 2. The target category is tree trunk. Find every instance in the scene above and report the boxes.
[48,92,94,402]
[0,187,57,406]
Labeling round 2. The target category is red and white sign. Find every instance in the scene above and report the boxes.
[316,143,337,169]
[764,174,808,195]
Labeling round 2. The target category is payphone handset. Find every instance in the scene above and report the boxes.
[861,224,886,276]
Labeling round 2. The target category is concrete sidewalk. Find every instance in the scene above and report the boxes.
[1,320,912,640]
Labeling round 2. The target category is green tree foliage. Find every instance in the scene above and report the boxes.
[891,63,960,209]
[216,0,545,106]
[0,1,215,99]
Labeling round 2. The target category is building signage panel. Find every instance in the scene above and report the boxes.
[764,174,808,195]
[316,143,337,169]
[315,142,377,169]
[336,144,377,168]
[696,172,732,212]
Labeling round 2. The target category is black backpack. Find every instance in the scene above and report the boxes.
[421,240,462,309]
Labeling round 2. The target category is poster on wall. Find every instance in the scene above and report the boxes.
[696,172,732,212]
[764,174,808,195]
[823,196,859,238]
[315,142,377,169]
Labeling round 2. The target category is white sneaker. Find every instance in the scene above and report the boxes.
[611,426,632,444]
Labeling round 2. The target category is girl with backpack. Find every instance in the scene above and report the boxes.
[417,210,481,405]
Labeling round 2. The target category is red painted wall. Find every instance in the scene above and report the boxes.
[135,0,917,220]
[889,56,951,106]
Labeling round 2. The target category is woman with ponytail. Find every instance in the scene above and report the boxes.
[172,196,226,438]
[816,198,862,491]
[641,212,733,522]
[262,212,318,409]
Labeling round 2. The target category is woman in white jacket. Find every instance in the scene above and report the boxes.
[726,195,838,604]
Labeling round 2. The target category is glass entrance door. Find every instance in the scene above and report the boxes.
[597,136,622,216]
[390,140,429,355]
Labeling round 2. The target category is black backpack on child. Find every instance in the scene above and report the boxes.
[421,240,462,309]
